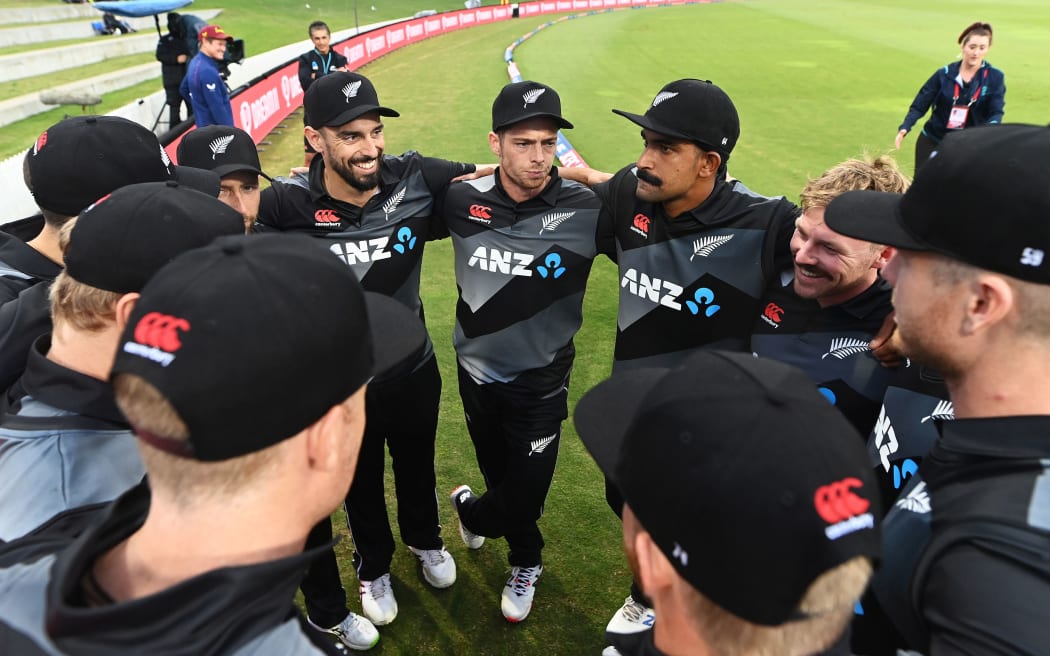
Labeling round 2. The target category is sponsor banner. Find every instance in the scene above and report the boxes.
[555,133,586,168]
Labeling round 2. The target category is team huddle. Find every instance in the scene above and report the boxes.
[0,24,1047,656]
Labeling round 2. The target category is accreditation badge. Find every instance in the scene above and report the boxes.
[946,106,970,130]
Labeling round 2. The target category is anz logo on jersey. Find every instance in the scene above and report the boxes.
[329,227,418,265]
[466,246,568,280]
[620,268,722,317]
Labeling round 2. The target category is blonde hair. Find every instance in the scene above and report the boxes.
[113,373,285,507]
[685,557,873,656]
[49,219,121,331]
[800,155,910,212]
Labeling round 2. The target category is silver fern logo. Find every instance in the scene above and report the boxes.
[921,400,954,423]
[382,187,406,221]
[342,80,362,102]
[822,337,870,360]
[539,211,575,234]
[652,91,678,107]
[158,145,172,169]
[529,433,556,456]
[522,88,546,108]
[208,135,234,159]
[690,234,734,261]
[895,482,931,514]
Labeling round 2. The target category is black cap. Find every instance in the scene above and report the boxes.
[574,350,880,626]
[111,234,428,462]
[491,81,573,132]
[176,126,271,180]
[28,116,220,216]
[304,71,399,128]
[825,124,1050,285]
[612,79,739,156]
[64,181,244,294]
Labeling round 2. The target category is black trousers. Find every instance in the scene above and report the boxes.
[914,131,937,174]
[456,364,567,568]
[163,84,185,127]
[300,355,443,621]
[346,355,443,580]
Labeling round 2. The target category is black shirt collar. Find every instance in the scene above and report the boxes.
[937,415,1050,459]
[15,335,128,427]
[46,482,339,653]
[835,276,893,319]
[0,231,61,280]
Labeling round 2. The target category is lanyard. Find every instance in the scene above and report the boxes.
[952,67,988,107]
[314,50,333,76]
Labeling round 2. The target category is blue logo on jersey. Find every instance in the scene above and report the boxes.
[536,252,566,279]
[893,458,918,489]
[818,387,837,405]
[685,287,720,317]
[392,226,417,254]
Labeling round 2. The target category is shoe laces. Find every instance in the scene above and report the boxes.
[335,612,364,635]
[621,596,650,623]
[508,566,541,596]
[362,573,391,600]
[418,548,449,567]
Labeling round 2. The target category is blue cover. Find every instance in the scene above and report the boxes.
[93,0,193,18]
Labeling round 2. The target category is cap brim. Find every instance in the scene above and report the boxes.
[573,367,669,485]
[612,108,701,147]
[211,163,272,181]
[323,106,401,127]
[172,165,221,198]
[362,291,427,380]
[824,190,929,251]
[494,113,574,132]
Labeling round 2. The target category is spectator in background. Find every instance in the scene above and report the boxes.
[297,21,348,167]
[894,22,1004,172]
[155,12,191,129]
[177,125,271,232]
[181,24,236,128]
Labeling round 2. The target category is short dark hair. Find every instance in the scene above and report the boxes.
[308,21,330,36]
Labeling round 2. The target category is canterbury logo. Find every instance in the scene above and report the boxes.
[652,91,678,107]
[529,434,556,456]
[382,187,406,220]
[539,211,574,234]
[690,234,733,260]
[522,88,546,107]
[314,209,340,223]
[895,481,931,514]
[123,312,190,367]
[208,135,234,159]
[763,302,783,323]
[469,205,492,221]
[342,80,362,101]
[814,477,874,540]
[921,400,954,423]
[822,337,869,360]
[34,131,47,154]
[632,213,650,234]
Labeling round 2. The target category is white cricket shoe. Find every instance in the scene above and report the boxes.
[409,545,457,588]
[607,595,655,634]
[449,484,485,549]
[501,565,543,622]
[359,573,398,626]
[307,611,380,651]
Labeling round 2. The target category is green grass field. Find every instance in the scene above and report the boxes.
[6,0,1050,653]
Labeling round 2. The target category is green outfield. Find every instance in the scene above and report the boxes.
[6,0,1050,653]
[249,2,1050,653]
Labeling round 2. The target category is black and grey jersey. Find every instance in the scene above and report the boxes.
[440,169,604,387]
[0,226,61,305]
[751,276,894,437]
[864,417,1050,655]
[596,166,798,371]
[258,151,473,367]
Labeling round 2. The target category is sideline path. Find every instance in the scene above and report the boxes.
[0,9,222,48]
